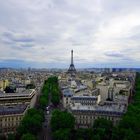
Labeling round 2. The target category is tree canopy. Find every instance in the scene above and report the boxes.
[51,109,75,131]
[49,76,61,106]
[21,133,37,140]
[18,108,43,135]
[51,109,75,140]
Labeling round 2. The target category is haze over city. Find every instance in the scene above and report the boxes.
[0,0,140,68]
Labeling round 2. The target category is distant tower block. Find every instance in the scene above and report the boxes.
[67,50,76,75]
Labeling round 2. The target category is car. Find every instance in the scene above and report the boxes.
[46,106,49,111]
[47,110,49,115]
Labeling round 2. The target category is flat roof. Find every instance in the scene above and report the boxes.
[0,89,35,98]
[0,104,28,115]
[62,89,74,96]
[71,96,98,100]
[71,104,126,116]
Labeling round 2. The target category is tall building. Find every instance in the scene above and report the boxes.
[67,50,76,75]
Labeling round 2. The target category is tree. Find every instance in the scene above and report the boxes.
[21,133,37,140]
[4,86,16,93]
[51,110,75,131]
[18,108,43,135]
[51,95,60,106]
[38,80,50,110]
[48,76,61,106]
[92,134,100,140]
[53,129,71,140]
[51,110,75,140]
[0,134,6,140]
[93,118,113,140]
[7,133,15,140]
[39,95,48,109]
[75,128,94,140]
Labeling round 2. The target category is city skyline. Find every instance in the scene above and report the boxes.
[0,0,140,68]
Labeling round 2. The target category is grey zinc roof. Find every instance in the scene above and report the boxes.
[62,89,73,96]
[0,105,28,115]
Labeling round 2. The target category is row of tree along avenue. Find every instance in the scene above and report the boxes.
[39,76,61,108]
[50,73,140,140]
[39,79,50,109]
[15,76,61,140]
[6,77,50,140]
[16,78,51,140]
[48,76,61,106]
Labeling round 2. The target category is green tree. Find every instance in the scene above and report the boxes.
[4,86,16,93]
[7,133,15,140]
[51,110,75,131]
[51,95,60,106]
[39,95,48,109]
[0,134,6,140]
[75,128,94,140]
[93,118,113,140]
[21,133,37,140]
[48,76,61,106]
[18,108,43,135]
[53,129,71,140]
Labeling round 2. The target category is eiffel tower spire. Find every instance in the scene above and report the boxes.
[67,50,76,74]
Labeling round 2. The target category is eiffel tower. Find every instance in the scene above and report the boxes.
[67,50,76,75]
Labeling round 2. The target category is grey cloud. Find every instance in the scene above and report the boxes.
[104,51,133,62]
[12,38,34,43]
[0,0,140,68]
[1,31,35,49]
[105,52,124,58]
[2,32,34,43]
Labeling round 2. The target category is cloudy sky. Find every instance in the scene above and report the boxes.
[0,0,140,68]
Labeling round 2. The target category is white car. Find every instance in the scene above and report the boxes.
[47,110,49,114]
[46,106,49,110]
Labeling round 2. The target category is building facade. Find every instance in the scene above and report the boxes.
[0,89,37,135]
[70,103,126,128]
[0,105,28,134]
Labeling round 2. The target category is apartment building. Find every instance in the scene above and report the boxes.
[0,89,37,108]
[0,89,37,135]
[70,103,126,128]
[0,105,28,134]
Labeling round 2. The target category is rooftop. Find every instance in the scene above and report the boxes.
[71,103,126,116]
[62,88,74,96]
[71,96,98,100]
[0,89,35,98]
[0,104,28,115]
